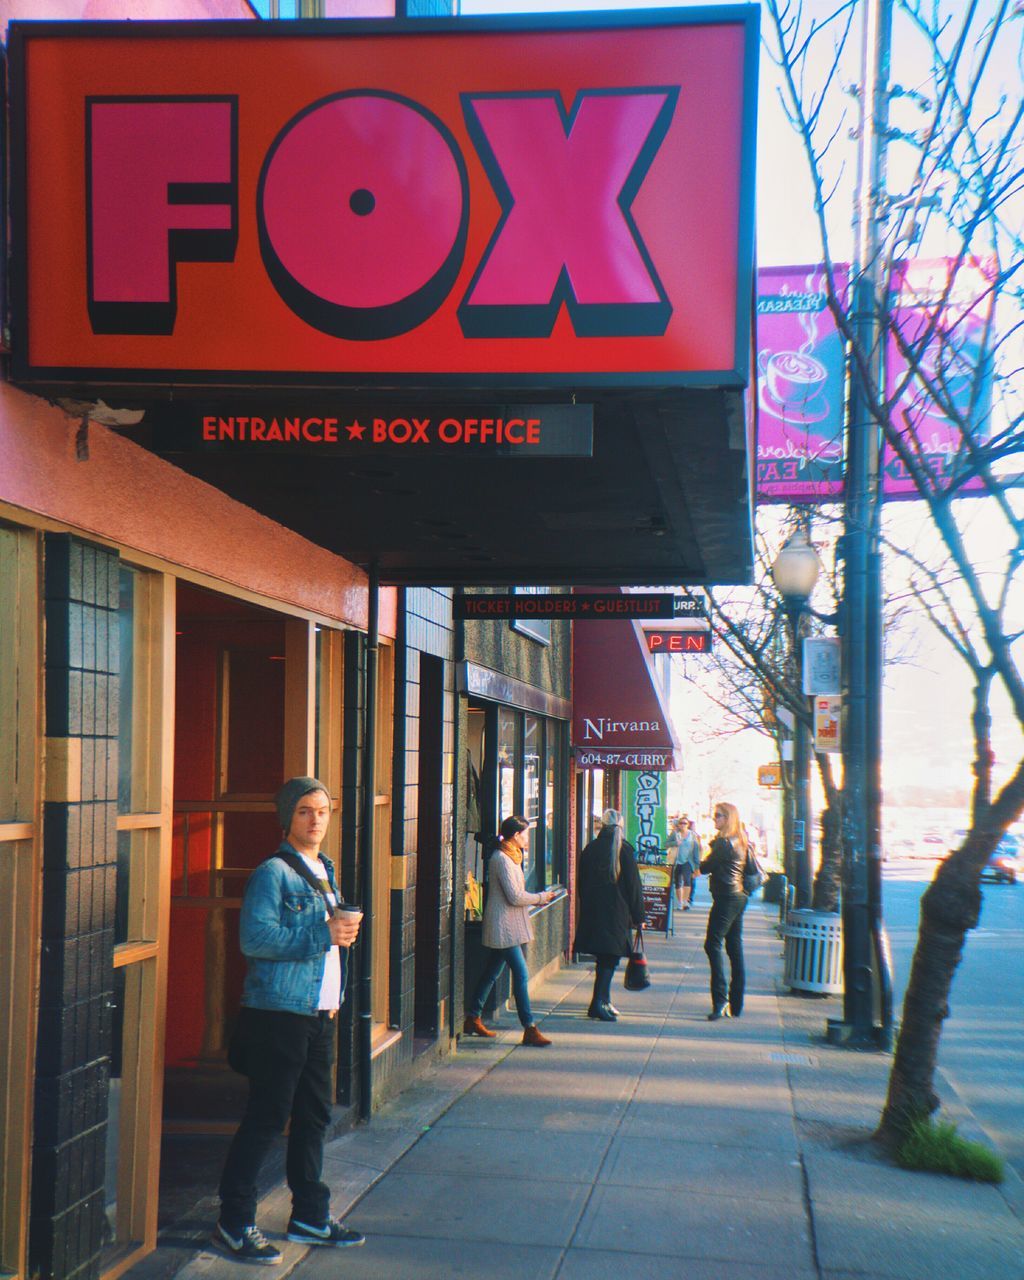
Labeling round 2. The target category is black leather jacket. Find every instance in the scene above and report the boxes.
[700,836,747,899]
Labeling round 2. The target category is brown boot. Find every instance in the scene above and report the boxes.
[521,1024,552,1047]
[463,1015,496,1038]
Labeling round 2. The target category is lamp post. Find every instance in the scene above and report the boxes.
[772,528,821,910]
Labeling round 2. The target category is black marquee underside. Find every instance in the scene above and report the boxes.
[118,385,754,588]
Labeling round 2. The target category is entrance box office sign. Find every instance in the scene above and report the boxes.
[8,10,758,388]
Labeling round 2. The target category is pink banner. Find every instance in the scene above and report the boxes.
[883,257,995,498]
[756,265,848,503]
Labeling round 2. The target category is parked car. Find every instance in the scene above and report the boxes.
[916,829,947,858]
[982,833,1021,885]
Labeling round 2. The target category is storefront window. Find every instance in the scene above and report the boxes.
[497,708,518,827]
[523,716,541,888]
[590,769,606,840]
[544,724,562,885]
[474,703,566,897]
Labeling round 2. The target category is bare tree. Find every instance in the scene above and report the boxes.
[763,0,1024,1142]
[702,513,848,908]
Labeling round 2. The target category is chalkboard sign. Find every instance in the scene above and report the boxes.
[639,865,673,936]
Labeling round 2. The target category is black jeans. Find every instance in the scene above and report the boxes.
[591,954,619,1007]
[219,1008,336,1232]
[703,894,747,1014]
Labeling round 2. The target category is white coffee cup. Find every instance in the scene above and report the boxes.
[758,348,827,412]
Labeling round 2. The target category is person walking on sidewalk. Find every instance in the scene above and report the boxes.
[464,816,562,1046]
[214,777,365,1265]
[700,801,750,1021]
[668,816,702,910]
[574,809,646,1022]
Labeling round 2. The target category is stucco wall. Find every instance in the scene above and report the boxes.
[0,385,400,632]
[462,610,572,703]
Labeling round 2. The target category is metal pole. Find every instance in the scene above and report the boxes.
[829,0,892,1047]
[790,603,813,909]
[358,561,379,1120]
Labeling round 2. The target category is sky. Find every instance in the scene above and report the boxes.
[458,0,1024,836]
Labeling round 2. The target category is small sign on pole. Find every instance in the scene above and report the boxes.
[803,637,841,694]
[814,694,842,752]
[757,763,781,788]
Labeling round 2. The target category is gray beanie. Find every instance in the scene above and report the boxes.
[276,776,331,832]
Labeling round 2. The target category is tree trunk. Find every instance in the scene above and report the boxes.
[812,753,842,912]
[879,691,1024,1143]
[877,853,981,1141]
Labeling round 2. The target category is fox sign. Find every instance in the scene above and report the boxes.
[9,11,757,387]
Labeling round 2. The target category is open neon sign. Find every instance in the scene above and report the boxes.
[643,630,712,653]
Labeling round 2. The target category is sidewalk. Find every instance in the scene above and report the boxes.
[147,899,1024,1280]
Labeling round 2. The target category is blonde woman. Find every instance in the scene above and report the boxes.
[699,802,750,1020]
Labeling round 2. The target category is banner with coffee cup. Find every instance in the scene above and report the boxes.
[883,256,995,499]
[756,259,995,504]
[756,264,848,502]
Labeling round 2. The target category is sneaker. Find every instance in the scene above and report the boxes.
[213,1223,282,1265]
[286,1217,365,1248]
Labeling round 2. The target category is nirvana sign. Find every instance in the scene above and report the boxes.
[9,12,757,387]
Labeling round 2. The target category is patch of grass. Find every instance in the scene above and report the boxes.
[895,1115,1005,1183]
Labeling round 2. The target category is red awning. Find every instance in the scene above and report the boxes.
[572,593,682,772]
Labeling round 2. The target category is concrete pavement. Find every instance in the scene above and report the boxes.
[148,898,1024,1280]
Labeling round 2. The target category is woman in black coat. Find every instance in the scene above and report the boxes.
[573,809,645,1021]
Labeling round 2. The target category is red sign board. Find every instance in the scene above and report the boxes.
[572,589,682,772]
[643,629,711,653]
[152,401,592,456]
[9,12,757,388]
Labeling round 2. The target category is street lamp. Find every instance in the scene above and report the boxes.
[772,528,821,909]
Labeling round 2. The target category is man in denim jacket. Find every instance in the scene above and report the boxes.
[215,777,364,1264]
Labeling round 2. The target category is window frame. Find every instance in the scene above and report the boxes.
[104,565,175,1279]
[0,524,42,1280]
[469,698,567,899]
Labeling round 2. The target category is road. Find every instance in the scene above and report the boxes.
[882,855,1024,1181]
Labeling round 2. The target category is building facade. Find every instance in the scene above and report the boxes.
[1,7,758,1277]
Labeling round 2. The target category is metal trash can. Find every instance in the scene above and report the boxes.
[783,910,843,994]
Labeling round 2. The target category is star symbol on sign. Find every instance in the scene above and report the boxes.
[580,601,591,611]
[346,419,366,440]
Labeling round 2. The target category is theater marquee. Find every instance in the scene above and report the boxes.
[8,10,758,389]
